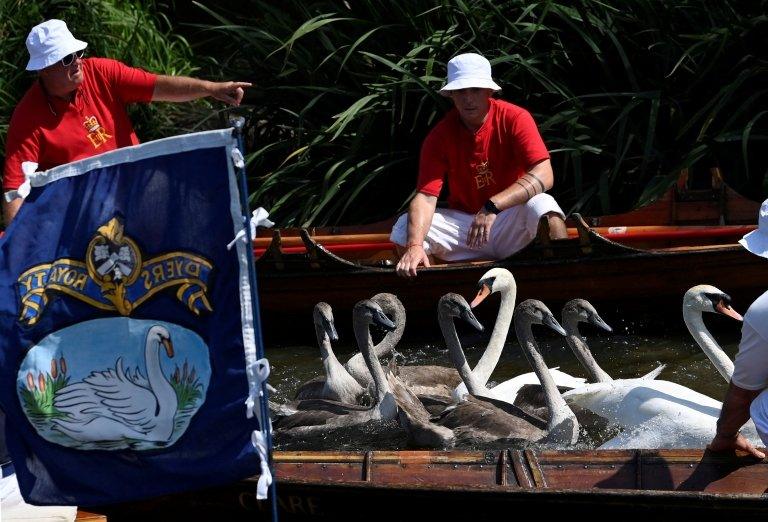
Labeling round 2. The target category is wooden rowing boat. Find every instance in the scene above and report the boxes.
[253,178,767,341]
[88,448,768,520]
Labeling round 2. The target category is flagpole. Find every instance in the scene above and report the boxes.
[230,116,279,521]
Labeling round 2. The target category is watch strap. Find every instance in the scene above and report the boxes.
[483,199,501,214]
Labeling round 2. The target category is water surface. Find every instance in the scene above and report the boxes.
[267,311,742,451]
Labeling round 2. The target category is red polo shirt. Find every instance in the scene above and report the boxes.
[417,98,550,214]
[3,57,157,191]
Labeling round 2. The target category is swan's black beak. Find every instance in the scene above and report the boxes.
[460,304,484,332]
[543,314,566,336]
[470,282,492,308]
[371,308,396,332]
[161,336,174,357]
[589,312,613,333]
[324,316,339,342]
[715,299,743,322]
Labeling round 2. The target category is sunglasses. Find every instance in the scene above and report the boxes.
[60,50,85,67]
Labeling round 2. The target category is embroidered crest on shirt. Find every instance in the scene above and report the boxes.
[474,160,495,189]
[83,115,112,148]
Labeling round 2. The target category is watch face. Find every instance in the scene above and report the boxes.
[484,200,500,214]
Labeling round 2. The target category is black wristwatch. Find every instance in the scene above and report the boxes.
[483,199,501,214]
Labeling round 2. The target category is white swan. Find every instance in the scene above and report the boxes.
[52,325,178,443]
[562,285,761,448]
[452,267,585,403]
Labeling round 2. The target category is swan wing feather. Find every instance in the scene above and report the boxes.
[639,364,666,380]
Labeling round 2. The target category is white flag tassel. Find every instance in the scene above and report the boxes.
[244,357,273,500]
[4,162,38,202]
[226,207,275,250]
[251,430,273,500]
[244,357,271,421]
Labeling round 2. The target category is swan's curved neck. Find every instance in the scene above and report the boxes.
[344,302,404,384]
[353,316,390,403]
[373,302,405,358]
[440,312,487,395]
[684,307,734,382]
[514,320,576,433]
[146,334,174,406]
[563,317,612,383]
[315,323,345,374]
[471,285,515,385]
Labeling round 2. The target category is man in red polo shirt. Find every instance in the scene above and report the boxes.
[2,18,252,225]
[392,53,567,278]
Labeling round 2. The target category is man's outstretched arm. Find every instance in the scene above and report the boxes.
[152,76,251,106]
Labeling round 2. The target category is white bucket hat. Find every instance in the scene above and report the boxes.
[439,53,501,95]
[739,198,768,258]
[25,19,87,71]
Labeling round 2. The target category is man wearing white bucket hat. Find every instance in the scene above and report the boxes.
[392,52,567,277]
[2,19,252,224]
[708,199,768,459]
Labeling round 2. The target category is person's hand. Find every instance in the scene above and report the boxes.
[466,210,496,250]
[210,81,252,106]
[708,431,765,459]
[396,244,430,278]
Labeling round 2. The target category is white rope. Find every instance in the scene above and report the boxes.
[4,162,38,202]
[226,207,274,250]
[244,357,273,500]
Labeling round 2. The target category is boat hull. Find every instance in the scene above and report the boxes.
[88,449,768,520]
[257,242,768,341]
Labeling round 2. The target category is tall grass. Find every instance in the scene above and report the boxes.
[186,0,767,224]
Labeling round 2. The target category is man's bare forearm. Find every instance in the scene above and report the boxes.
[487,158,553,212]
[405,192,437,246]
[717,382,761,436]
[2,198,21,226]
[152,75,251,106]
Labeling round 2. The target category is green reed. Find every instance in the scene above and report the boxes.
[186,0,767,224]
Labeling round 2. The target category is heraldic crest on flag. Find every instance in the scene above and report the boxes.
[17,214,214,324]
[0,129,273,505]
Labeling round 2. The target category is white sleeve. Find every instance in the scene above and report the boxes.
[732,321,768,390]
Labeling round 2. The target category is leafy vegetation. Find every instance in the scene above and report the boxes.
[2,1,766,226]
[185,0,768,224]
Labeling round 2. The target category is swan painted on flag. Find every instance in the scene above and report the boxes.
[17,319,211,450]
[52,325,179,444]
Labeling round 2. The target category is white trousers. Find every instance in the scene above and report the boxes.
[390,193,565,262]
[750,388,768,447]
[0,473,76,521]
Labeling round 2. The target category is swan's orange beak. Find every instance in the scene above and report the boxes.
[162,337,175,357]
[470,284,491,308]
[716,300,743,321]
